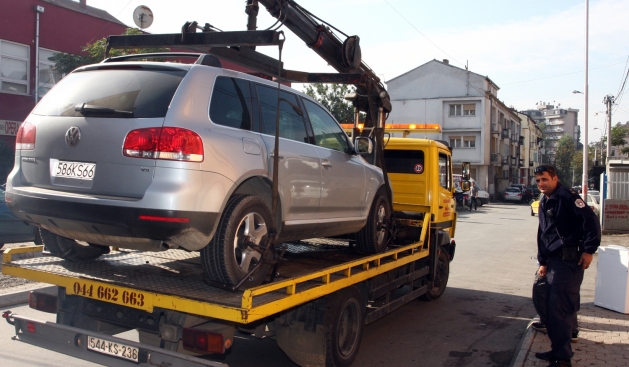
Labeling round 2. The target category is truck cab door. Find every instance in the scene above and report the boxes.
[436,151,455,232]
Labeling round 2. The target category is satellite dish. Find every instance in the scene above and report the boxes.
[133,5,154,29]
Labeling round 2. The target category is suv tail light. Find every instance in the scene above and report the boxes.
[123,127,203,162]
[16,122,36,150]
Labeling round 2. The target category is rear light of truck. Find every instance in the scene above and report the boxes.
[28,291,58,314]
[16,122,36,150]
[123,127,203,162]
[182,328,226,354]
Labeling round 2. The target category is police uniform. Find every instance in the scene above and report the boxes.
[537,183,601,361]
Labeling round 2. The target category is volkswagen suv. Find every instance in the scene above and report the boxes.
[6,55,387,288]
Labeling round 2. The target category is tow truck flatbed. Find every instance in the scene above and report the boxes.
[2,215,431,325]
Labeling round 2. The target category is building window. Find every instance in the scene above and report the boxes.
[449,103,475,116]
[449,136,461,148]
[463,136,476,148]
[502,169,509,179]
[38,48,63,99]
[0,40,29,94]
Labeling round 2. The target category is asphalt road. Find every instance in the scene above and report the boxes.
[0,203,549,367]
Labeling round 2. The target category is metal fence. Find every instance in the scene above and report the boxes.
[608,162,629,200]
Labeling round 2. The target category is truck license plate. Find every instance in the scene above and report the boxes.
[51,159,96,180]
[87,336,139,362]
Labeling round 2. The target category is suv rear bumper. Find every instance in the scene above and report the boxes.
[6,192,218,251]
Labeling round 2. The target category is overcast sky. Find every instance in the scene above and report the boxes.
[86,0,629,142]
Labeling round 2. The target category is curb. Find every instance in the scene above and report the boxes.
[0,284,57,309]
[510,321,537,367]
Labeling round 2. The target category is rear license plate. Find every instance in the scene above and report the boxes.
[87,336,139,362]
[51,159,96,180]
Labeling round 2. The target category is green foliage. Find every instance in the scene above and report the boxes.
[611,124,628,148]
[0,140,15,183]
[50,28,170,75]
[622,146,629,155]
[554,135,576,185]
[304,83,356,123]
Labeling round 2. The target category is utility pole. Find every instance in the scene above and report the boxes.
[603,94,614,161]
[581,0,589,195]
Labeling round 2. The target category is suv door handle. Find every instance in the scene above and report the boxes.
[322,159,332,168]
[270,152,284,159]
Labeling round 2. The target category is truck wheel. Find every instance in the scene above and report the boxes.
[201,195,273,289]
[325,286,365,367]
[40,229,109,262]
[355,192,390,254]
[421,250,450,301]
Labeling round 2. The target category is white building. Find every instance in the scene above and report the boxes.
[386,59,523,198]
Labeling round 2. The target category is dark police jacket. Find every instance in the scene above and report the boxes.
[537,184,601,266]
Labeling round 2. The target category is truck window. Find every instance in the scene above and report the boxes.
[256,84,308,143]
[384,149,424,174]
[439,153,451,190]
[209,76,252,130]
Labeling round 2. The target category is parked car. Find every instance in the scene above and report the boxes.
[530,193,544,216]
[510,184,527,193]
[503,187,523,203]
[0,184,41,250]
[453,175,489,206]
[5,54,387,288]
[586,194,600,217]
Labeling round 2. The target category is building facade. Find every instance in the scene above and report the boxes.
[521,103,580,164]
[386,59,525,198]
[517,112,544,186]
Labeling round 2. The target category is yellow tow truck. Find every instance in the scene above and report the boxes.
[2,123,469,367]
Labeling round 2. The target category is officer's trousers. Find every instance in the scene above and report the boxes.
[546,256,584,360]
[533,274,578,332]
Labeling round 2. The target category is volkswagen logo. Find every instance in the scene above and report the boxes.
[65,126,81,147]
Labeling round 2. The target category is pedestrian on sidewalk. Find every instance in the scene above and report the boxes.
[532,164,601,367]
[468,182,478,211]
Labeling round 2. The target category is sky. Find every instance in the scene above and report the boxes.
[85,0,629,143]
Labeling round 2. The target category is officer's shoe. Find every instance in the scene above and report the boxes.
[571,330,579,343]
[546,358,572,367]
[535,350,555,361]
[531,321,547,332]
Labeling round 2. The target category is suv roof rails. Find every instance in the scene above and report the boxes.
[102,52,222,68]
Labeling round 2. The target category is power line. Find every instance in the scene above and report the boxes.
[613,60,629,114]
[615,55,629,97]
[87,0,134,45]
[383,0,463,67]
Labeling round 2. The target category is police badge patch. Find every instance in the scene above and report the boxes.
[575,198,586,208]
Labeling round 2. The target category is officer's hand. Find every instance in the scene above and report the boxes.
[537,265,547,277]
[579,253,593,270]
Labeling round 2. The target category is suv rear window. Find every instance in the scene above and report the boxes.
[32,68,186,118]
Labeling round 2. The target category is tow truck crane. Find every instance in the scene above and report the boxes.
[2,2,470,366]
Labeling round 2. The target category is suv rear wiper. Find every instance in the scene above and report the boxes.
[74,103,134,117]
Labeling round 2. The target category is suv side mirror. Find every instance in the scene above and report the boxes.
[354,137,373,155]
[462,162,471,181]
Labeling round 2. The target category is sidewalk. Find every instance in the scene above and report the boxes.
[514,234,629,367]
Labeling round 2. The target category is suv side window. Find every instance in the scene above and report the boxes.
[302,98,349,152]
[256,84,308,143]
[439,152,451,190]
[209,76,252,130]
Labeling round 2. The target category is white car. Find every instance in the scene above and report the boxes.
[453,175,489,206]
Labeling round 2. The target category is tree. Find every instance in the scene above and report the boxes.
[554,135,576,185]
[304,83,356,123]
[50,28,169,75]
[610,124,628,153]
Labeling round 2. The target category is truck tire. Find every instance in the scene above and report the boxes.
[325,286,365,367]
[40,229,109,262]
[355,192,390,254]
[201,195,273,289]
[421,250,450,301]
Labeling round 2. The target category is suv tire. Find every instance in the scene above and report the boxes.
[40,229,110,262]
[201,195,273,289]
[355,192,390,254]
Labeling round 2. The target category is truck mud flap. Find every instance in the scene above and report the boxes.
[4,313,227,367]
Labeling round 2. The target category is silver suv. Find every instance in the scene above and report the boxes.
[7,56,388,287]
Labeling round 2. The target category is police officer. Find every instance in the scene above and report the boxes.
[533,164,600,367]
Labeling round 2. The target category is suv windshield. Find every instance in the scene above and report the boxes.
[33,67,187,118]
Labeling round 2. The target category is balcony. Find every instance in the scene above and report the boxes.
[519,136,525,145]
[519,159,524,167]
[511,156,517,165]
[491,153,502,166]
[501,129,509,139]
[529,161,534,167]
[502,156,509,165]
[491,123,501,136]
